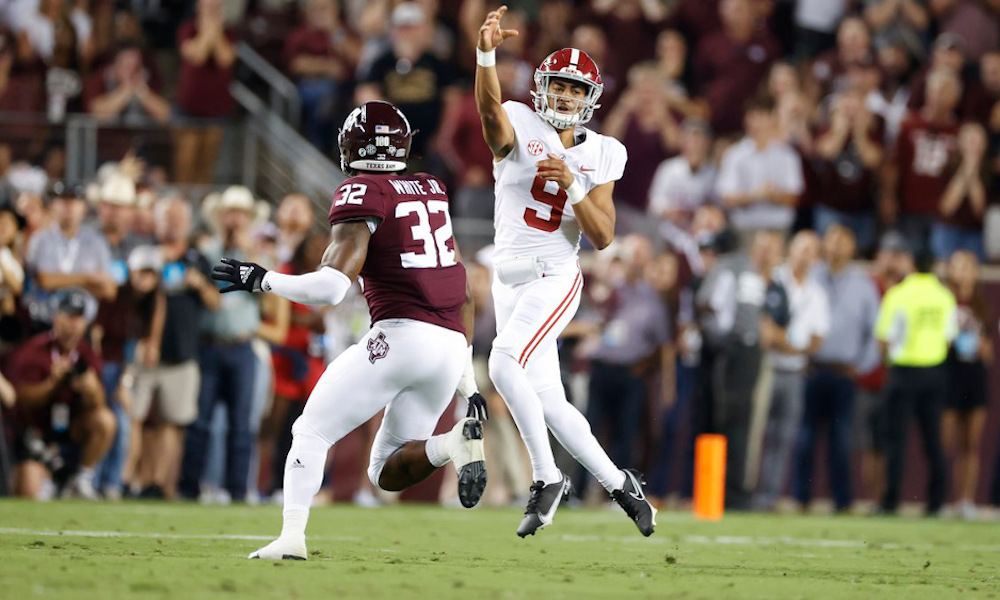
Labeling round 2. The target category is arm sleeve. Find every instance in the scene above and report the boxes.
[328,176,388,225]
[262,266,353,306]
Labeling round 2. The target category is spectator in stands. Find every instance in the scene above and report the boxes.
[755,231,829,511]
[694,0,780,135]
[906,33,975,116]
[866,39,914,146]
[654,30,704,119]
[590,0,668,85]
[284,0,360,153]
[864,0,930,62]
[127,197,217,499]
[808,17,874,102]
[933,121,990,260]
[603,62,679,218]
[648,118,717,245]
[274,193,315,265]
[356,2,460,165]
[174,0,237,184]
[0,201,25,318]
[884,68,962,250]
[24,182,115,331]
[968,51,1000,162]
[877,246,955,516]
[853,230,909,505]
[7,290,115,499]
[699,230,784,509]
[83,42,169,125]
[794,224,881,512]
[579,234,671,497]
[90,173,148,498]
[931,0,999,62]
[813,86,885,253]
[942,250,993,520]
[793,0,849,60]
[717,96,804,241]
[179,187,265,503]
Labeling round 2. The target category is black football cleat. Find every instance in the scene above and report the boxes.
[517,474,572,538]
[451,418,487,508]
[611,469,657,537]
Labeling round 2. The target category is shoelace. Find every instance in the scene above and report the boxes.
[524,481,545,515]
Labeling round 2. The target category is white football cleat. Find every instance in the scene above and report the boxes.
[445,417,487,508]
[248,536,307,560]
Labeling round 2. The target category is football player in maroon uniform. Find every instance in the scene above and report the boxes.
[213,101,488,560]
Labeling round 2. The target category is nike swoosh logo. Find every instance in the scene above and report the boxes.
[580,166,595,172]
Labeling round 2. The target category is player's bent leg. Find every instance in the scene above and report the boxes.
[534,352,656,536]
[373,417,486,508]
[251,339,398,560]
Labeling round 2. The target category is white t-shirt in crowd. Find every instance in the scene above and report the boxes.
[716,137,804,232]
[647,156,717,218]
[770,264,831,372]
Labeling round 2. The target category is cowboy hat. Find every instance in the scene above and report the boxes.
[86,172,137,206]
[201,185,271,232]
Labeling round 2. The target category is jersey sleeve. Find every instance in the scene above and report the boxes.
[328,176,388,226]
[500,100,532,161]
[594,135,627,186]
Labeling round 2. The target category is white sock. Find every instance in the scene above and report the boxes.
[538,387,626,492]
[280,426,329,539]
[424,434,451,467]
[489,351,562,485]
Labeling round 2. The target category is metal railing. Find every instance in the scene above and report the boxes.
[229,81,343,213]
[236,42,301,128]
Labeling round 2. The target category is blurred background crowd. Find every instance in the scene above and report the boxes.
[0,0,999,518]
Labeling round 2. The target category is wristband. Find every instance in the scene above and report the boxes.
[566,179,586,205]
[476,47,496,68]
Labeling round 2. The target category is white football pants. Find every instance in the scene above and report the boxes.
[282,318,467,518]
[488,269,624,492]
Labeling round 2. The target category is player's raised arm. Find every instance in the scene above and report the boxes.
[475,5,518,159]
[211,221,371,306]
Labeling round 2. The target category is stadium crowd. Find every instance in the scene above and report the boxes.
[0,0,999,518]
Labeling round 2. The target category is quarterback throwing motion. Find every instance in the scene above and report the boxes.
[475,6,656,536]
[213,101,489,560]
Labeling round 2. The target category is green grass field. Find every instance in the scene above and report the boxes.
[0,500,997,600]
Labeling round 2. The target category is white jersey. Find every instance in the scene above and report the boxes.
[492,101,628,265]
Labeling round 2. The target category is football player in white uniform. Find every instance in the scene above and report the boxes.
[475,6,656,537]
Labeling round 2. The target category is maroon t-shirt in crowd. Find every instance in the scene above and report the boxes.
[176,21,237,118]
[813,121,884,213]
[283,26,355,77]
[614,114,674,212]
[5,332,102,428]
[893,112,960,215]
[694,31,780,135]
[938,163,991,230]
[328,172,467,335]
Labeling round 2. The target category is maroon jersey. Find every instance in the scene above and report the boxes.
[328,172,466,335]
[893,113,960,215]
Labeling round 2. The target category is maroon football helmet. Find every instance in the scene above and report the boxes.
[338,101,415,175]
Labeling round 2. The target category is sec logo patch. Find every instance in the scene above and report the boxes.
[527,139,544,156]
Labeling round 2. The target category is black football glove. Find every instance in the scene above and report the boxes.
[212,257,268,293]
[466,392,489,422]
